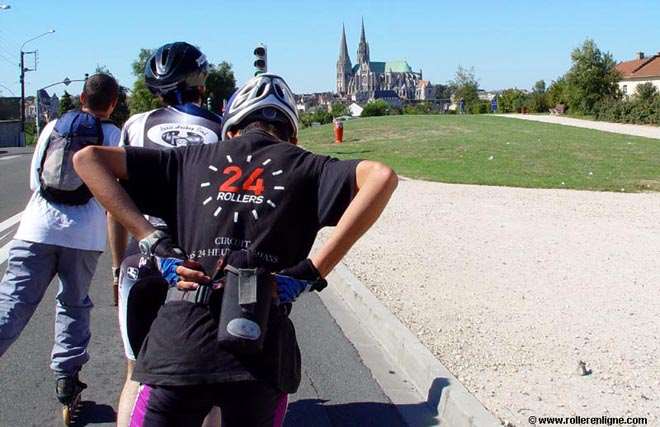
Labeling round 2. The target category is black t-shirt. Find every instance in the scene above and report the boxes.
[124,128,359,392]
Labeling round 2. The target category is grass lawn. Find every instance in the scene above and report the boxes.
[299,115,660,192]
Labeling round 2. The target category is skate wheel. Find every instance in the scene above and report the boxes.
[62,393,81,426]
[62,406,71,426]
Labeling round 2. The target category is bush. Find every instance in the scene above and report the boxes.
[362,100,392,117]
[634,83,659,103]
[593,97,659,125]
[24,122,37,145]
[526,92,548,113]
[498,89,527,113]
[330,102,349,117]
[470,101,490,114]
[403,102,435,115]
[547,77,569,107]
[300,109,333,128]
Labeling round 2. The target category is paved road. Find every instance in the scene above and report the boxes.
[0,148,405,426]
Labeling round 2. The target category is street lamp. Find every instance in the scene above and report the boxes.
[19,29,55,145]
[20,29,56,51]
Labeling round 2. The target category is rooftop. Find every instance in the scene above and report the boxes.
[616,53,660,79]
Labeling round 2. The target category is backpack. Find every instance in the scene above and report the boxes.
[39,110,104,205]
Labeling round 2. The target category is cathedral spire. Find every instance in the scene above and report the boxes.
[337,23,353,96]
[360,17,366,44]
[357,17,370,66]
[339,23,350,62]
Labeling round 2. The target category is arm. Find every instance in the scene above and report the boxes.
[73,146,155,240]
[311,160,398,277]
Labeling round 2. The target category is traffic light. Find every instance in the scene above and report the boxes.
[254,44,267,75]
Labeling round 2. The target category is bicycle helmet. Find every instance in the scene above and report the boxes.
[221,73,299,141]
[145,42,209,96]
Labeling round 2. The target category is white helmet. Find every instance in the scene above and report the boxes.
[221,73,299,141]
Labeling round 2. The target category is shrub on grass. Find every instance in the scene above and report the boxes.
[593,97,659,125]
[362,100,392,117]
[498,89,527,113]
[300,109,333,128]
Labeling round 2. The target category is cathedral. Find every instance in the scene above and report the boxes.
[336,20,425,102]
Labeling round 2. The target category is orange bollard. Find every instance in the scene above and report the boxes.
[334,119,344,144]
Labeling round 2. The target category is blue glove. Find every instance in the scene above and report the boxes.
[156,257,184,287]
[149,234,187,287]
[273,274,312,304]
[274,259,327,304]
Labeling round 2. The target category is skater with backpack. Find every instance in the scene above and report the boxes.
[0,73,120,423]
[74,72,398,426]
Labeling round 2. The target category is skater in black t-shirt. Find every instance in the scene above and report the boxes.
[108,42,224,427]
[74,73,398,426]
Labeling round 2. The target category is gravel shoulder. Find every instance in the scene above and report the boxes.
[325,178,660,425]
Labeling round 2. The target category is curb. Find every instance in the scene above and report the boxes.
[324,262,500,427]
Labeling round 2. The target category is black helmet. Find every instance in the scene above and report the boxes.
[144,42,209,96]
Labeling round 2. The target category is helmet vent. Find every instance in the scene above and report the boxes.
[274,84,285,99]
[160,49,170,68]
[256,83,267,98]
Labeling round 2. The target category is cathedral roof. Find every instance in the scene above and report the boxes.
[385,60,413,73]
[351,60,413,74]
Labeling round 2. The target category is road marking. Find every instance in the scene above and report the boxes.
[0,211,22,235]
[0,211,22,265]
[0,155,20,161]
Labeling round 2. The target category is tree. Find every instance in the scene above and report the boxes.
[433,84,453,100]
[528,80,548,112]
[95,64,130,126]
[498,88,527,113]
[330,102,349,117]
[547,77,568,107]
[450,66,480,113]
[361,99,391,117]
[59,91,75,115]
[129,48,162,115]
[533,80,546,94]
[634,82,659,102]
[111,87,131,127]
[564,39,621,114]
[205,61,236,113]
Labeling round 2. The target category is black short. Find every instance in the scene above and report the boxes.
[131,380,288,427]
[118,254,168,360]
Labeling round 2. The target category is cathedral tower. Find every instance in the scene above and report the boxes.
[336,24,353,96]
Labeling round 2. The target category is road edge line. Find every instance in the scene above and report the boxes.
[322,262,501,427]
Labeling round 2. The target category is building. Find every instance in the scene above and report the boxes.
[294,92,338,113]
[615,51,660,98]
[415,80,434,101]
[37,89,59,124]
[336,19,424,102]
[349,102,363,117]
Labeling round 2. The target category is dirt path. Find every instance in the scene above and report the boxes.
[498,114,660,140]
[332,178,660,425]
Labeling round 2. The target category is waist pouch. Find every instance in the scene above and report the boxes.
[216,251,273,355]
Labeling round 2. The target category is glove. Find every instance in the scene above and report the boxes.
[274,259,327,304]
[148,233,187,287]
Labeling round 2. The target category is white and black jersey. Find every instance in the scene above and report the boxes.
[120,104,223,149]
[120,103,223,228]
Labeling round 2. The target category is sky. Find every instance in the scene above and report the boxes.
[0,0,658,98]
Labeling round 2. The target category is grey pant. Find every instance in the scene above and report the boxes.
[0,239,101,377]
